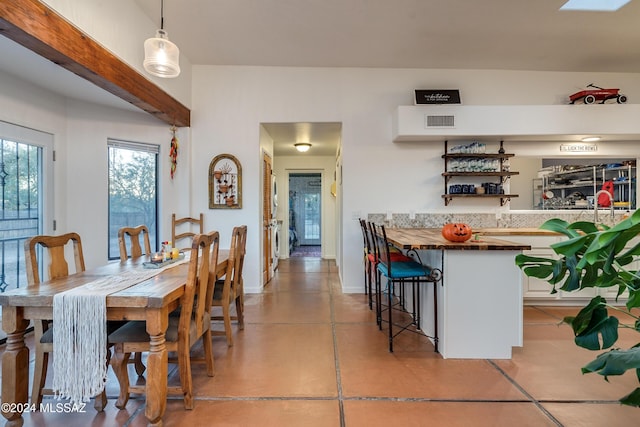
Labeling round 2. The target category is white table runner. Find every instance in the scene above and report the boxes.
[52,257,189,404]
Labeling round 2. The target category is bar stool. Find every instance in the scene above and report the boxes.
[361,219,412,311]
[371,223,441,352]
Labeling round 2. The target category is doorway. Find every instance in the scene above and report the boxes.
[0,121,53,339]
[289,173,321,257]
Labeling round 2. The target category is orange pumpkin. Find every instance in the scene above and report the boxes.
[441,223,473,242]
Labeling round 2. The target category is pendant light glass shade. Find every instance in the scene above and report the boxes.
[143,29,180,78]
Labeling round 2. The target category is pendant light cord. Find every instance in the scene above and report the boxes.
[160,0,165,30]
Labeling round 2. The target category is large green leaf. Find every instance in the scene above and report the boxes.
[559,254,581,292]
[515,254,566,284]
[539,218,580,238]
[582,346,640,377]
[627,289,640,310]
[568,297,619,350]
[550,235,590,258]
[619,387,640,407]
[567,221,601,234]
[618,237,640,261]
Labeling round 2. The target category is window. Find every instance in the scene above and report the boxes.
[107,140,159,259]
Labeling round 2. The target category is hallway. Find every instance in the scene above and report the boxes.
[2,257,640,426]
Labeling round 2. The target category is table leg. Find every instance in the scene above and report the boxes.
[1,307,30,427]
[145,309,168,426]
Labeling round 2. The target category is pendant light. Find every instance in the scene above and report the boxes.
[143,0,180,78]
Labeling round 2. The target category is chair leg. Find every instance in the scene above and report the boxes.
[223,303,233,347]
[366,261,373,310]
[235,295,245,330]
[388,280,394,353]
[202,329,216,377]
[110,349,131,409]
[133,352,146,376]
[414,280,421,330]
[94,389,108,412]
[94,347,111,412]
[375,270,382,329]
[178,344,193,409]
[363,257,368,296]
[31,346,47,407]
[433,281,439,353]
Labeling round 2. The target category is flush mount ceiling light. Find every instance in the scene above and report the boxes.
[581,136,601,142]
[143,0,180,78]
[560,0,631,11]
[294,143,312,152]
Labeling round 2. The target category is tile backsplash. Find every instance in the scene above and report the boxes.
[368,210,627,229]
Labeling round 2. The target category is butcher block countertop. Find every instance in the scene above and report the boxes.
[384,228,531,251]
[474,227,561,236]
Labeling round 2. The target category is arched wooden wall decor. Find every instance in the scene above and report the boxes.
[209,154,242,209]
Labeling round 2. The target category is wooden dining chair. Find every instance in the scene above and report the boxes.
[109,231,218,410]
[118,225,152,262]
[210,225,247,346]
[24,232,109,410]
[117,225,153,376]
[171,213,204,250]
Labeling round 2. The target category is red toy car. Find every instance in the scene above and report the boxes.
[569,84,627,104]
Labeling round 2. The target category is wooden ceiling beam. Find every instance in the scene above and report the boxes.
[0,0,190,127]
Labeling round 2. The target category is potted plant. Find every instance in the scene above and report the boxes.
[515,209,640,407]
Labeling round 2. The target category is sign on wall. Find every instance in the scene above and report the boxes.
[559,143,598,152]
[415,89,461,105]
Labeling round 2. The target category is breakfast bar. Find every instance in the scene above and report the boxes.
[384,228,531,359]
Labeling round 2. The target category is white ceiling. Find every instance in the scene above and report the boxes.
[136,0,640,72]
[2,1,640,154]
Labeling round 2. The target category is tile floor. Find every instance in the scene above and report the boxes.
[2,257,640,426]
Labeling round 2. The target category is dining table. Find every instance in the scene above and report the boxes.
[0,249,228,427]
[382,228,530,359]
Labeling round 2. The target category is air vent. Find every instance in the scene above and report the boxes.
[425,114,455,128]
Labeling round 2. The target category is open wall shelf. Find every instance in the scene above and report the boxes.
[442,141,519,206]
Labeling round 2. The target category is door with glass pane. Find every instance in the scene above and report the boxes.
[0,122,51,296]
[108,140,159,259]
[289,173,321,246]
[0,139,41,293]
